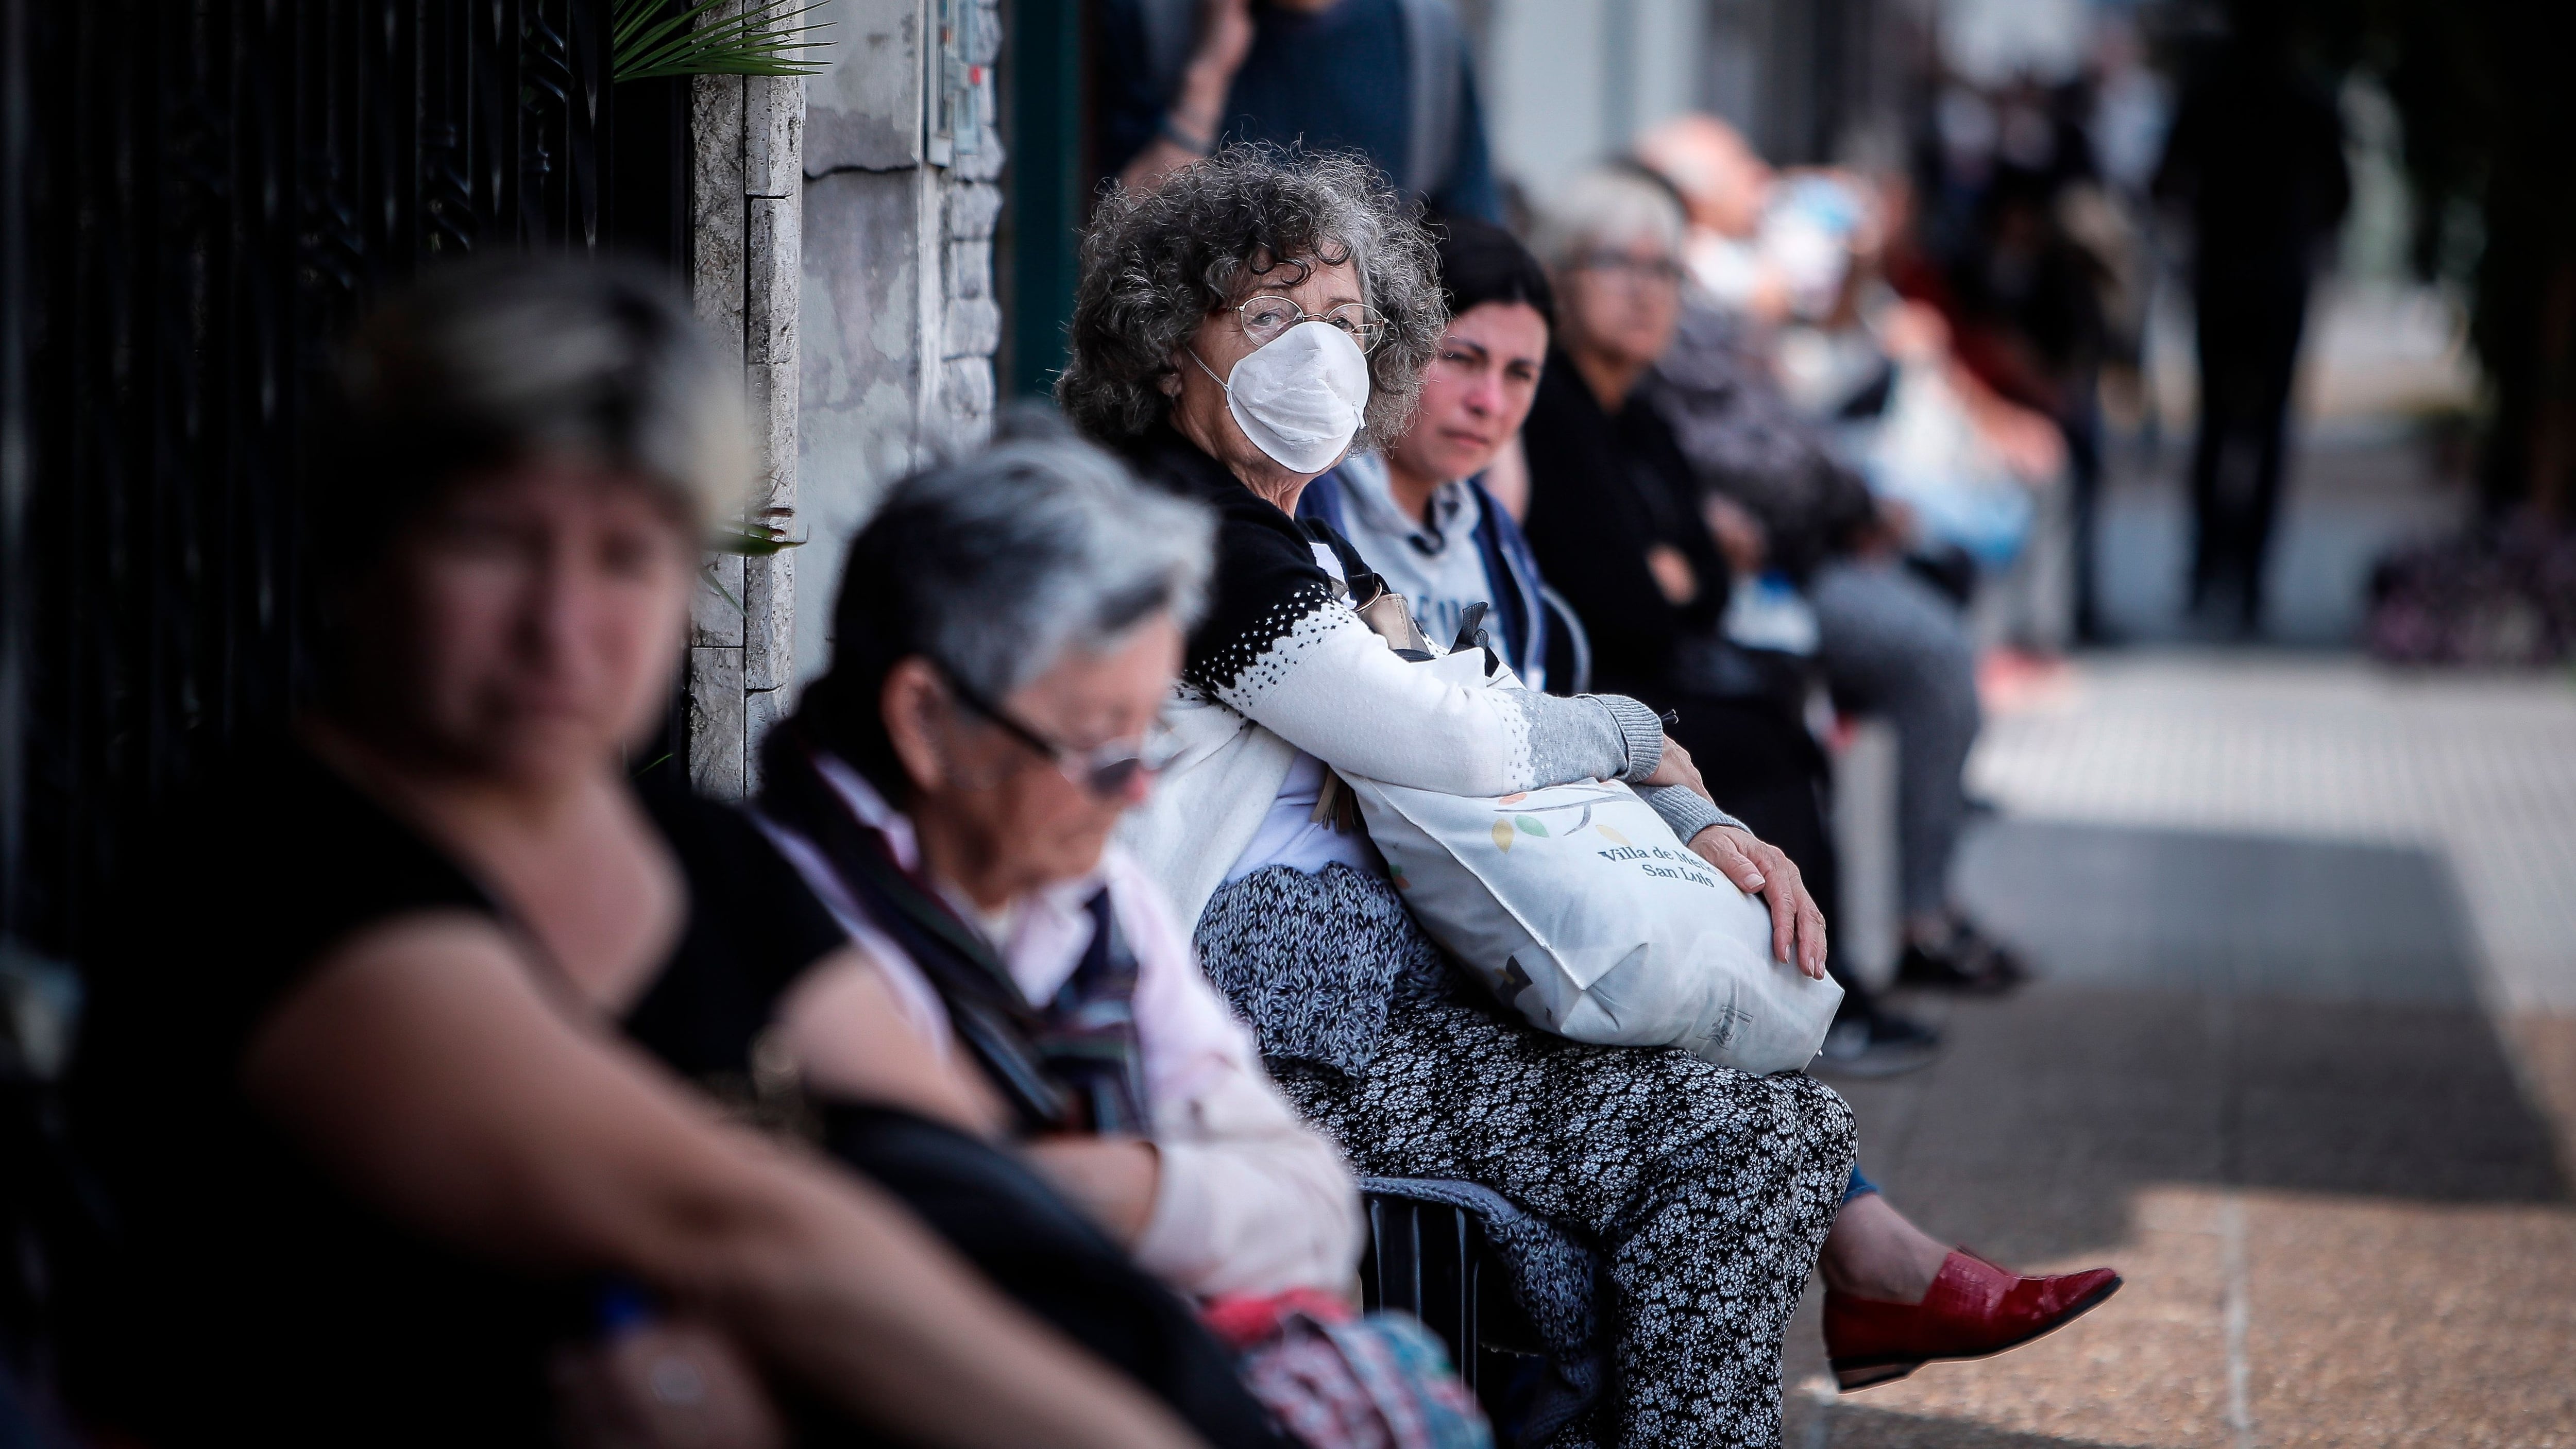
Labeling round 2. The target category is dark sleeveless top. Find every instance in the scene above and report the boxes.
[67,737,845,1447]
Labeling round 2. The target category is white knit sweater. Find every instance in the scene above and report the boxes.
[1120,598,1734,932]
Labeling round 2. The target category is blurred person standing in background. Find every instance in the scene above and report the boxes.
[1909,76,2113,645]
[1097,0,1502,223]
[2154,2,2349,635]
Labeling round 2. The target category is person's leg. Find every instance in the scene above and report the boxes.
[1274,993,1855,1449]
[1670,688,1946,1065]
[1815,1171,2124,1392]
[2063,400,2107,643]
[2238,287,2312,632]
[1807,561,1982,936]
[1818,1185,1950,1304]
[2187,294,2233,612]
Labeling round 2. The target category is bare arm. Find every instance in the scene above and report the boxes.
[1024,1136,1162,1244]
[1117,0,1253,193]
[778,949,1165,1246]
[243,915,1204,1449]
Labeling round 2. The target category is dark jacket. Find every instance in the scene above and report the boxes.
[1520,351,1733,704]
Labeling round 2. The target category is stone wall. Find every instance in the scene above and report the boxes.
[686,0,1005,798]
[795,0,1005,680]
[689,63,805,800]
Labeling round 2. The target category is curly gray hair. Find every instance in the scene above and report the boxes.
[1056,145,1446,448]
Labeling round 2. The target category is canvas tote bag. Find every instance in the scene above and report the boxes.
[1342,645,1842,1074]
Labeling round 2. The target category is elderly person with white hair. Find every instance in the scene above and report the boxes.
[750,430,1492,1443]
[1054,143,1861,1449]
[753,433,1364,1304]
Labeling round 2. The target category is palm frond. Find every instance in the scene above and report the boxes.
[613,0,833,83]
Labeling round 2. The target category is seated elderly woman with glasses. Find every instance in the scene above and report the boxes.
[753,434,1363,1306]
[752,429,1494,1442]
[1054,143,1856,1449]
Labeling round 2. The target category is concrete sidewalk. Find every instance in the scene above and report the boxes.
[1781,651,2576,1448]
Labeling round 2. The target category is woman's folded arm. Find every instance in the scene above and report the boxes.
[1220,609,1666,795]
[242,912,1206,1449]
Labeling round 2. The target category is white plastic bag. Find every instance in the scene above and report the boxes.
[1343,652,1842,1074]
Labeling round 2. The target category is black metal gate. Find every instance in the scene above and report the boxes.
[0,0,688,970]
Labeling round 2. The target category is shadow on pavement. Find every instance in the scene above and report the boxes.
[1779,818,2573,1445]
[1845,817,2573,1273]
[1808,1404,2158,1448]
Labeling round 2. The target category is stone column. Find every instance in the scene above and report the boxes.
[794,0,1005,690]
[689,29,806,799]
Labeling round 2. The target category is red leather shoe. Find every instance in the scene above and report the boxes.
[1824,1250,2122,1390]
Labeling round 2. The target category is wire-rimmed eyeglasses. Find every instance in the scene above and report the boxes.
[937,666,1183,798]
[1232,291,1388,354]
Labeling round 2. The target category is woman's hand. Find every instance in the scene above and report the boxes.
[1639,733,1713,802]
[1645,542,1700,606]
[1703,495,1769,577]
[1686,824,1829,979]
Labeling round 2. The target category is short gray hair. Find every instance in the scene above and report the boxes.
[1530,166,1688,272]
[324,256,750,573]
[782,430,1213,789]
[1056,145,1446,448]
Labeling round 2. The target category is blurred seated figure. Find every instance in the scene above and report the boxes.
[1634,117,2033,995]
[751,433,1488,1444]
[64,259,1214,1449]
[1061,143,1860,1448]
[1516,165,1939,1067]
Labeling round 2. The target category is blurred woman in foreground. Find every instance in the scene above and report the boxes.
[67,259,1206,1448]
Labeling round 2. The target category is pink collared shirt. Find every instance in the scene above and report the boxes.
[758,755,1362,1299]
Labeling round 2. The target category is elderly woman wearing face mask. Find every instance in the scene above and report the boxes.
[64,260,1217,1449]
[1058,144,1857,1449]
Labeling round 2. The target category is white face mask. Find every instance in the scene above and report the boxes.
[1189,319,1373,474]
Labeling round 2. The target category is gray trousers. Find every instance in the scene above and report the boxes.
[1808,558,1982,919]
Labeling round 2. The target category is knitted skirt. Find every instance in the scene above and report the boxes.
[1196,864,1856,1449]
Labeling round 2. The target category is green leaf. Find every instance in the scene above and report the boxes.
[698,559,746,613]
[708,518,807,557]
[612,0,834,83]
[1513,815,1549,837]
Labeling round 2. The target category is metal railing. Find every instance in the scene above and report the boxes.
[0,0,686,968]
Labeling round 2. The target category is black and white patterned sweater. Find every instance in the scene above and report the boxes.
[1112,424,1740,930]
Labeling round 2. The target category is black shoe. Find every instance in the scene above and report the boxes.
[1894,923,2028,995]
[1814,1004,1942,1079]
